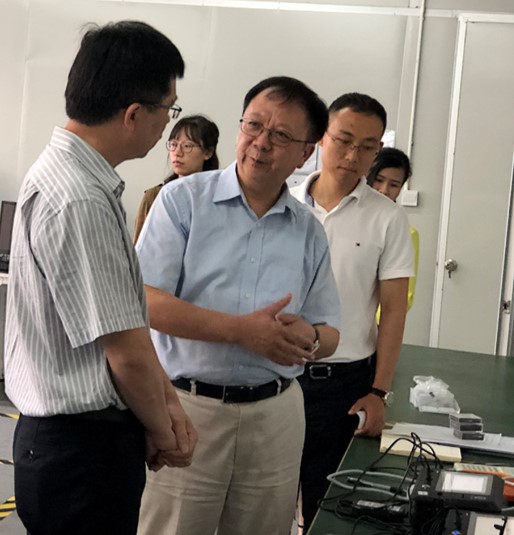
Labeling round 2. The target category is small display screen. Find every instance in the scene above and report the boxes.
[440,471,488,494]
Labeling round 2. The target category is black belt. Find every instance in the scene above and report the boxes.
[172,377,293,404]
[21,407,138,424]
[303,358,371,380]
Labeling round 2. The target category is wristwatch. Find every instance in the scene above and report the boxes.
[370,387,394,407]
[310,325,321,354]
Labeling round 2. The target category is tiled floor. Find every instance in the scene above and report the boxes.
[0,382,302,534]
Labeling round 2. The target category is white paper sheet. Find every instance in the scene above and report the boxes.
[388,422,514,455]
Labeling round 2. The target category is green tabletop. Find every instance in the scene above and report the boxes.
[308,344,514,534]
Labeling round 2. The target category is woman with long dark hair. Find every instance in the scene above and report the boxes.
[134,114,219,241]
[367,147,419,313]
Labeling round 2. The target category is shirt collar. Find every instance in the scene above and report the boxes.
[302,172,368,208]
[213,161,298,221]
[348,177,369,205]
[301,171,321,207]
[50,126,125,198]
[213,162,241,202]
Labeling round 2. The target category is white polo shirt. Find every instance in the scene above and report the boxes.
[290,173,414,363]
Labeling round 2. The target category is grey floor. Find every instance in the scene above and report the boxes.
[0,381,23,534]
[0,381,302,535]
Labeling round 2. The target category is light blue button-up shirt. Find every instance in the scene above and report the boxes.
[136,162,340,385]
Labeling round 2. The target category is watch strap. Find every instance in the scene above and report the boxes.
[370,387,387,399]
[370,387,394,406]
[310,325,321,354]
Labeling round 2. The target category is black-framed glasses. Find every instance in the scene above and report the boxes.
[166,140,199,153]
[326,131,379,155]
[239,118,314,147]
[139,101,182,119]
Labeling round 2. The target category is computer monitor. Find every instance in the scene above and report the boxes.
[0,201,16,262]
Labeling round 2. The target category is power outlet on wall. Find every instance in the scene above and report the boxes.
[401,189,419,207]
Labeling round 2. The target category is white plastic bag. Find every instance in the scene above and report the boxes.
[409,375,460,414]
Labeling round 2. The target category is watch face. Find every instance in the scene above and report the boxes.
[383,391,394,407]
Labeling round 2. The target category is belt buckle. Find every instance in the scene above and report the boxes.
[308,364,331,380]
[223,385,252,403]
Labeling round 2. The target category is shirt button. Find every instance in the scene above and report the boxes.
[245,293,250,299]
[250,257,256,263]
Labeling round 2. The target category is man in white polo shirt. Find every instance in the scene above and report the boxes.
[290,92,414,531]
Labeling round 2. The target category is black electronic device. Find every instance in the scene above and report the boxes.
[411,468,505,533]
[442,509,472,534]
[0,201,16,272]
[412,468,505,512]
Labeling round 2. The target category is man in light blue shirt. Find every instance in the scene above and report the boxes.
[136,76,340,535]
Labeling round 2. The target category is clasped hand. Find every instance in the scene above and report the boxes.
[238,293,317,366]
[146,395,198,471]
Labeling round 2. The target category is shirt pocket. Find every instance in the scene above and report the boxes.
[256,264,305,313]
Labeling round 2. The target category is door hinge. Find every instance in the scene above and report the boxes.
[502,300,511,314]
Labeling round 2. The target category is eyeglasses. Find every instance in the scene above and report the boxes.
[326,132,379,155]
[139,101,182,119]
[166,140,199,153]
[239,118,314,147]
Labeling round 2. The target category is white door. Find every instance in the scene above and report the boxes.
[430,15,514,355]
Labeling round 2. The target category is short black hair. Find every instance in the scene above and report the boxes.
[65,21,185,125]
[166,115,220,179]
[366,147,412,186]
[329,92,387,134]
[242,76,328,143]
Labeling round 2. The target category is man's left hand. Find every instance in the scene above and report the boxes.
[348,394,385,437]
[165,389,198,465]
[275,312,317,359]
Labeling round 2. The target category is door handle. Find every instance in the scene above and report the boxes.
[444,259,458,279]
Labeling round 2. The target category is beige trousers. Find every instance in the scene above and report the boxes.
[137,380,305,535]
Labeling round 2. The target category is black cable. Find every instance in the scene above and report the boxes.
[319,433,446,534]
[494,516,509,535]
[422,505,450,535]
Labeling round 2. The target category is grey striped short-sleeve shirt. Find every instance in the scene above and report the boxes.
[5,127,148,416]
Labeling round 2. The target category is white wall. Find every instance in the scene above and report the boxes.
[1,0,513,348]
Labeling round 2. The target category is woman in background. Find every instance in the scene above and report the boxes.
[134,114,219,242]
[367,147,419,312]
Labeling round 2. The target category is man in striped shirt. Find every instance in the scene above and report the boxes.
[4,21,197,535]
